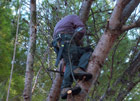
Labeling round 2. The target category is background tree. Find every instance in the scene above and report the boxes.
[23,0,37,101]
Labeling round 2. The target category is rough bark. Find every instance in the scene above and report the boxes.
[79,0,94,24]
[23,0,36,101]
[46,71,63,101]
[73,27,120,101]
[46,60,64,101]
[47,0,140,100]
[121,0,140,24]
[73,0,140,100]
[122,18,140,32]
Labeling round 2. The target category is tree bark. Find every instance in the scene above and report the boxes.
[47,0,140,100]
[73,28,120,101]
[46,60,64,101]
[79,0,94,24]
[121,0,140,24]
[46,72,63,101]
[73,0,140,100]
[23,0,36,101]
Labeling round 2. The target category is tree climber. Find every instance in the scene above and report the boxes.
[52,15,93,99]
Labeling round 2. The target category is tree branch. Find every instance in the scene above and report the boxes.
[79,0,94,24]
[73,0,140,100]
[32,48,50,93]
[46,60,64,101]
[47,0,140,101]
[122,18,140,32]
[104,51,140,101]
[121,0,140,24]
[6,6,21,101]
[109,0,131,30]
[115,51,140,101]
[129,36,140,62]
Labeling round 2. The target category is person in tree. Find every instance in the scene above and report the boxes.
[52,15,93,99]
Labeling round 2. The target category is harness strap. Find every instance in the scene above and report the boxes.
[55,41,65,67]
[52,32,76,67]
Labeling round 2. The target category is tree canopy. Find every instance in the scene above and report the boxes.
[0,0,140,101]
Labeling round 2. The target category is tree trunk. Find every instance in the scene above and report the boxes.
[47,0,140,100]
[46,60,64,101]
[23,0,36,101]
[73,29,120,101]
[73,0,140,100]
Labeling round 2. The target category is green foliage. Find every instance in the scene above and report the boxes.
[0,0,140,100]
[125,83,140,101]
[0,1,13,100]
[0,0,27,100]
[0,1,12,82]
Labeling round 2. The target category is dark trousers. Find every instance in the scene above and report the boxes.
[61,43,92,89]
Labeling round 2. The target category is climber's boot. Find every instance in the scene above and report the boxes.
[73,68,92,81]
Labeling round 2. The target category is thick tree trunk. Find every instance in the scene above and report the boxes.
[47,0,140,100]
[23,0,36,101]
[73,0,140,100]
[73,30,120,101]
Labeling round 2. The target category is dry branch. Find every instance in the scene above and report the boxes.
[122,18,140,32]
[6,6,21,101]
[46,60,64,101]
[104,51,140,101]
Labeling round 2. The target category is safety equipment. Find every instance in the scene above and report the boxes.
[52,33,75,67]
[73,67,92,81]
